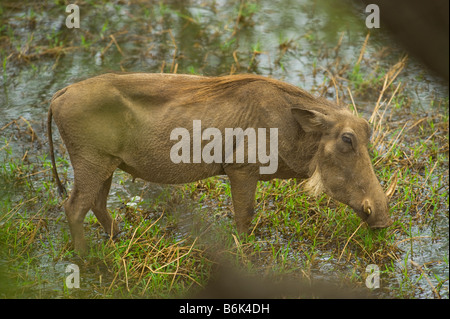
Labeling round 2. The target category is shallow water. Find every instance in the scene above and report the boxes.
[0,0,448,298]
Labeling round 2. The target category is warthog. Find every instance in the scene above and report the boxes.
[48,73,392,254]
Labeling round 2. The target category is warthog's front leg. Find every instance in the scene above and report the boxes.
[92,175,119,239]
[226,167,259,234]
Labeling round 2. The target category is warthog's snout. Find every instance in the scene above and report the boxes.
[358,198,393,229]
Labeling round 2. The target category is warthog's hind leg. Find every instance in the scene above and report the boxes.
[64,185,91,255]
[64,156,120,254]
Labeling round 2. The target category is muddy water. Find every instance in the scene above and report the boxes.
[1,0,448,298]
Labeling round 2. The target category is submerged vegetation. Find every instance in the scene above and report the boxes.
[0,0,448,298]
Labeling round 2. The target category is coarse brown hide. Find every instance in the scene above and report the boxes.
[48,73,392,254]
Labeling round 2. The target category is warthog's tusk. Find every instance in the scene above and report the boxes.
[365,207,372,215]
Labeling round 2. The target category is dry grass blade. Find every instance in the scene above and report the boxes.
[374,121,408,167]
[167,29,178,74]
[369,56,407,124]
[385,169,399,199]
[151,237,198,273]
[346,86,358,116]
[0,119,17,131]
[356,32,370,65]
[122,211,164,257]
[321,67,340,104]
[0,197,38,224]
[109,34,124,56]
[123,258,130,292]
[410,260,441,299]
[338,222,363,262]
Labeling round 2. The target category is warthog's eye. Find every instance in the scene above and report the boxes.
[338,131,356,153]
[342,134,353,145]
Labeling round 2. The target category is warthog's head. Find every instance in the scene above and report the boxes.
[292,103,393,229]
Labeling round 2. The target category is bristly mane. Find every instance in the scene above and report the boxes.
[182,74,316,101]
[182,74,344,113]
[109,72,344,113]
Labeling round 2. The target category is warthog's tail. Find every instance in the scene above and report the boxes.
[47,89,68,198]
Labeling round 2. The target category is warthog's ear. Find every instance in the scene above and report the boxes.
[291,107,334,133]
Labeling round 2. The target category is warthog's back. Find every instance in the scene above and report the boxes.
[50,73,311,183]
